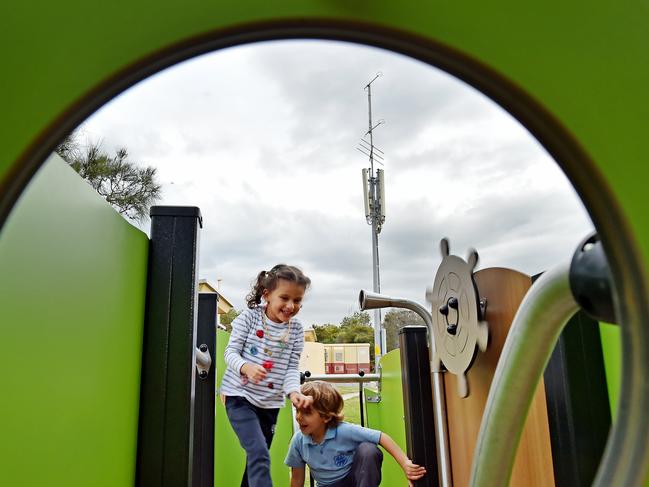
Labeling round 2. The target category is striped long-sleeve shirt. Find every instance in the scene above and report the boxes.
[220,306,304,408]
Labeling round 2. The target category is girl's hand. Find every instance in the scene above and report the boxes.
[402,458,426,482]
[241,362,268,383]
[289,392,313,409]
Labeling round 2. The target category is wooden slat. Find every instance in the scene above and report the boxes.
[444,267,555,487]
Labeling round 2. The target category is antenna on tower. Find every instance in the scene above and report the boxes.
[357,72,387,365]
[357,72,386,231]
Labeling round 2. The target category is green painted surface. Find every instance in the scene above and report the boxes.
[600,323,622,417]
[599,323,649,487]
[365,350,408,486]
[214,329,294,486]
[0,155,149,486]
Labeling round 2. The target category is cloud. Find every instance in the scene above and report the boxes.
[79,39,593,326]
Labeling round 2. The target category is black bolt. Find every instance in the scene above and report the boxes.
[198,370,208,379]
[199,344,208,353]
[447,324,458,335]
[359,370,365,377]
[439,304,449,316]
[448,297,458,309]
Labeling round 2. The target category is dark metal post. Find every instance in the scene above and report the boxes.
[543,310,611,486]
[358,370,365,427]
[399,326,439,487]
[136,206,202,487]
[300,371,316,487]
[192,293,218,487]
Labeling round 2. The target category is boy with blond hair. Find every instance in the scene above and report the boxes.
[285,381,426,487]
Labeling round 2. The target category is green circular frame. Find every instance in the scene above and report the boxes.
[2,3,648,485]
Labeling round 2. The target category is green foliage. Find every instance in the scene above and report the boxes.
[340,311,371,328]
[313,312,373,344]
[311,323,340,343]
[382,309,425,352]
[313,311,376,368]
[336,323,374,345]
[219,308,240,332]
[55,133,161,222]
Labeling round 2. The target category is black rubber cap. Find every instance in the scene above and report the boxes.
[569,233,616,324]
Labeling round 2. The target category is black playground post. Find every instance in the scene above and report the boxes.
[192,292,218,487]
[136,206,202,487]
[543,311,612,486]
[399,325,439,487]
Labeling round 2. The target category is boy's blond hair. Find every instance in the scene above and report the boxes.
[301,381,345,428]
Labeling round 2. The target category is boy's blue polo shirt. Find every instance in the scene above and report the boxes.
[284,422,382,486]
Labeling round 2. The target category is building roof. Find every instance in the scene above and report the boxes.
[198,279,234,313]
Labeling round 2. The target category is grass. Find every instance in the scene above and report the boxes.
[334,384,360,395]
[341,393,362,425]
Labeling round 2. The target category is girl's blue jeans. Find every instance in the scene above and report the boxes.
[225,395,280,487]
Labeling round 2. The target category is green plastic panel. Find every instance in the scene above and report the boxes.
[599,324,648,486]
[365,350,408,486]
[600,323,622,417]
[214,328,294,486]
[0,155,149,486]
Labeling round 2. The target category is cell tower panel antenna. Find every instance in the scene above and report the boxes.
[377,168,386,220]
[362,168,371,220]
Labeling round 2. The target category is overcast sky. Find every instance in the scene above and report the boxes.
[79,40,593,327]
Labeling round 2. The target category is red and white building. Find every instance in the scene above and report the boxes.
[323,343,371,374]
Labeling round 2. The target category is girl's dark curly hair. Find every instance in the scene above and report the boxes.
[246,264,311,309]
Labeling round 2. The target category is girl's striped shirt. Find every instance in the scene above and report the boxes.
[220,306,304,408]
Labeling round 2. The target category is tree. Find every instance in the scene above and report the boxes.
[219,308,240,332]
[311,324,340,343]
[382,309,425,352]
[55,133,161,222]
[340,311,371,328]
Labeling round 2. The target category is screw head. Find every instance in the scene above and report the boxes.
[199,344,208,353]
[447,324,458,336]
[198,370,208,379]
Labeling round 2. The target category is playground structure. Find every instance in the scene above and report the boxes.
[2,1,649,486]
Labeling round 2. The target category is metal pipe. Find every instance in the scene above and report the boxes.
[470,262,579,487]
[359,290,453,487]
[360,290,433,330]
[303,373,380,384]
[431,373,451,487]
[359,376,366,427]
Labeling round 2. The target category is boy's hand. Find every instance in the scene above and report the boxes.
[240,362,268,383]
[379,431,426,486]
[402,458,426,482]
[289,392,313,409]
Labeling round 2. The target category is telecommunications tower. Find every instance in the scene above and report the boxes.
[357,73,387,365]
